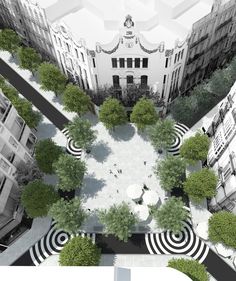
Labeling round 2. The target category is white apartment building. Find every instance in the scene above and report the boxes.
[0,89,37,240]
[0,0,236,105]
[207,82,236,213]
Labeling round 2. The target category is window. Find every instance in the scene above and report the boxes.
[119,58,125,68]
[81,52,85,62]
[141,75,148,87]
[177,52,181,61]
[165,58,168,68]
[127,75,133,85]
[66,42,70,52]
[174,54,177,64]
[113,75,120,87]
[135,58,140,68]
[95,74,98,88]
[75,48,79,58]
[53,35,57,44]
[0,158,10,173]
[163,75,166,84]
[93,58,96,68]
[142,58,148,68]
[181,49,184,59]
[112,58,117,68]
[58,38,62,47]
[127,58,133,68]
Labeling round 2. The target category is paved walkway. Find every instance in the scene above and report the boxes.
[0,58,236,280]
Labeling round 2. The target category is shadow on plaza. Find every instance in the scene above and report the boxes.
[82,174,106,199]
[82,112,99,126]
[36,122,58,139]
[89,141,112,163]
[110,123,135,141]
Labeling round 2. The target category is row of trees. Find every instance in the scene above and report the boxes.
[171,57,236,127]
[155,132,217,203]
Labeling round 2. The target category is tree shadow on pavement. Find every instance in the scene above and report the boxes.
[81,174,106,199]
[110,123,135,141]
[89,141,112,163]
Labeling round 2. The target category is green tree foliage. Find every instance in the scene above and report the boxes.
[155,156,186,191]
[18,47,41,74]
[38,62,67,95]
[53,154,87,191]
[0,28,21,55]
[180,132,210,164]
[130,98,158,130]
[14,98,42,128]
[151,197,188,234]
[209,68,233,98]
[98,202,137,242]
[62,83,91,115]
[35,139,64,174]
[59,236,101,266]
[147,119,175,151]
[21,180,59,218]
[168,258,209,281]
[0,78,18,101]
[66,117,97,151]
[229,57,236,80]
[99,98,127,130]
[208,211,236,249]
[183,168,217,203]
[49,198,87,234]
[16,160,43,188]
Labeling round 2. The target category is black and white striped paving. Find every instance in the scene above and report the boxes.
[29,222,96,266]
[61,128,82,159]
[167,123,189,156]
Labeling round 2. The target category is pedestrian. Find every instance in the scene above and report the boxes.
[114,163,117,167]
[117,169,120,174]
[109,170,113,174]
[120,169,122,174]
[114,174,118,178]
[144,161,146,165]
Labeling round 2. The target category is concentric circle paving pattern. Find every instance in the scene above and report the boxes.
[167,123,189,156]
[61,128,82,158]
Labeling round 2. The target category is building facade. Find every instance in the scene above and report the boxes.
[207,81,236,213]
[0,0,236,105]
[0,89,37,240]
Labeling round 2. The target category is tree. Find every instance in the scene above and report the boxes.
[151,197,188,234]
[35,139,64,174]
[14,98,42,128]
[155,156,186,191]
[0,78,19,101]
[229,56,236,81]
[0,28,21,56]
[99,98,127,130]
[183,168,217,203]
[180,132,210,164]
[62,83,91,115]
[18,47,41,75]
[53,154,87,191]
[38,62,67,95]
[130,98,158,130]
[49,198,87,234]
[16,160,43,188]
[209,68,232,98]
[59,236,101,266]
[98,202,138,242]
[208,211,236,249]
[168,258,209,281]
[147,119,175,152]
[66,117,97,151]
[21,180,59,218]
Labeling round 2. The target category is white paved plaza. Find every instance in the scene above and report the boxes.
[78,119,166,232]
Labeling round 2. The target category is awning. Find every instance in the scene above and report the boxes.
[127,184,143,200]
[143,190,159,205]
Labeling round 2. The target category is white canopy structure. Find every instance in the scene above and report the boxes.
[215,243,234,258]
[143,190,159,205]
[134,205,150,221]
[126,184,143,200]
[195,221,209,240]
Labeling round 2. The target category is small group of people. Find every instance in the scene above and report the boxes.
[109,164,122,178]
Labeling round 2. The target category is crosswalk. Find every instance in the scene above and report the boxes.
[61,128,82,159]
[29,222,96,266]
[167,123,189,156]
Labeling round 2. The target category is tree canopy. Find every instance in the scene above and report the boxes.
[209,68,233,98]
[183,168,217,203]
[38,62,67,95]
[147,119,175,151]
[180,132,210,164]
[208,211,236,249]
[18,47,41,74]
[98,202,137,242]
[155,156,186,191]
[130,98,158,130]
[0,28,21,55]
[59,236,101,266]
[53,154,87,191]
[62,83,91,115]
[99,98,127,130]
[151,197,188,234]
[35,139,64,174]
[21,180,59,218]
[49,198,87,234]
[168,258,209,281]
[66,117,97,151]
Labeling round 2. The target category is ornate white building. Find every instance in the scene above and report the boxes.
[0,89,37,241]
[0,0,236,105]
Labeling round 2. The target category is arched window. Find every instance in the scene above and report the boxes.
[141,75,148,87]
[113,75,120,88]
[127,75,133,85]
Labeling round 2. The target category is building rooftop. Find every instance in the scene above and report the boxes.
[46,0,215,49]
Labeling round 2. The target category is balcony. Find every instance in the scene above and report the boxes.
[10,116,25,141]
[25,133,37,155]
[0,95,11,123]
